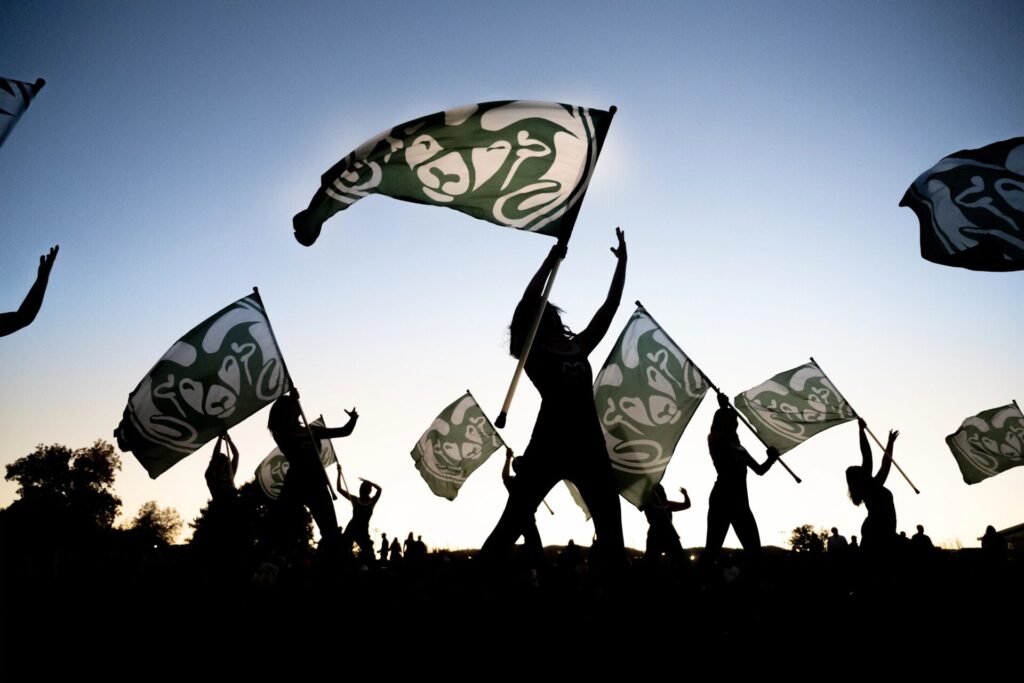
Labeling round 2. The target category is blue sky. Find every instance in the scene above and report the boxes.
[1,1,1022,549]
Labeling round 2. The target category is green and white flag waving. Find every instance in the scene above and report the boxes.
[734,362,855,455]
[115,292,291,478]
[293,101,611,246]
[946,403,1024,484]
[1,76,45,148]
[411,391,504,501]
[594,305,709,508]
[255,417,337,499]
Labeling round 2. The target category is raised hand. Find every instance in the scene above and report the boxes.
[610,227,626,260]
[345,407,359,420]
[38,245,58,279]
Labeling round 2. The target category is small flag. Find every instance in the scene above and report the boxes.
[0,76,45,148]
[255,417,337,499]
[411,391,503,500]
[900,137,1024,271]
[115,291,291,478]
[593,305,709,507]
[946,403,1024,484]
[734,362,855,455]
[293,100,611,245]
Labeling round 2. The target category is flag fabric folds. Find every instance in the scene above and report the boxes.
[946,403,1024,484]
[593,305,709,508]
[900,137,1024,272]
[115,292,291,478]
[0,76,45,148]
[734,362,855,455]
[255,417,337,499]
[411,392,503,500]
[293,100,611,246]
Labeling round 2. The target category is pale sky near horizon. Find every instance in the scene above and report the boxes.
[1,1,1022,550]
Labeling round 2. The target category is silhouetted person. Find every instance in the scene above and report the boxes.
[700,393,779,571]
[501,447,544,568]
[481,228,628,578]
[850,535,859,550]
[268,391,358,560]
[827,527,849,553]
[337,468,381,564]
[416,535,427,556]
[205,432,239,504]
[1,245,58,337]
[404,532,415,556]
[389,536,402,562]
[911,524,934,553]
[846,418,899,555]
[379,533,389,562]
[641,483,690,569]
[981,525,1007,562]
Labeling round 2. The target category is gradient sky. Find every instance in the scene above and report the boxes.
[2,1,1022,551]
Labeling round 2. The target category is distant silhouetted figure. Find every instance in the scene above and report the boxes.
[500,447,544,567]
[700,393,779,571]
[850,535,859,550]
[338,469,381,564]
[389,537,402,562]
[416,535,427,556]
[205,432,239,504]
[827,527,849,553]
[379,533,389,562]
[846,418,899,555]
[482,229,628,578]
[911,524,934,553]
[268,391,358,559]
[1,245,58,338]
[641,483,690,569]
[981,525,1007,562]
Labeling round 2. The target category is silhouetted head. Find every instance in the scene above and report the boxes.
[916,524,924,534]
[846,465,869,506]
[831,527,839,536]
[268,394,300,433]
[986,525,997,535]
[650,483,666,505]
[359,481,372,498]
[710,407,739,441]
[509,301,572,358]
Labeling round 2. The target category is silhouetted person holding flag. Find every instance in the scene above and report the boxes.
[481,228,628,579]
[642,483,690,570]
[501,447,544,568]
[1,245,58,337]
[268,391,358,561]
[846,418,899,555]
[700,393,779,572]
[337,467,381,564]
[205,432,239,503]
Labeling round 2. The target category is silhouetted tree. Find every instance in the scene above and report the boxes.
[789,525,829,554]
[127,501,182,547]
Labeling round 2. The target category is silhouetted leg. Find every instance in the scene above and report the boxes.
[481,460,561,562]
[701,483,731,569]
[731,497,763,573]
[571,461,625,578]
[521,518,544,567]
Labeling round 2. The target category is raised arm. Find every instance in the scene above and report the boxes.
[574,228,627,354]
[667,487,691,512]
[0,246,58,338]
[501,448,514,485]
[874,430,899,487]
[311,407,359,439]
[223,432,239,479]
[362,479,383,504]
[335,465,354,501]
[858,418,873,473]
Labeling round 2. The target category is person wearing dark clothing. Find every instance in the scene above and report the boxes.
[481,229,628,578]
[268,392,358,558]
[642,483,690,568]
[338,469,381,563]
[846,418,899,555]
[205,432,239,504]
[501,447,544,566]
[911,524,934,553]
[700,393,779,569]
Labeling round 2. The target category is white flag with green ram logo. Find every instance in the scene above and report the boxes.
[946,403,1024,484]
[411,392,504,500]
[734,362,855,455]
[593,305,709,508]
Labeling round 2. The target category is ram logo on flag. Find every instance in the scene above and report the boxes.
[946,403,1024,484]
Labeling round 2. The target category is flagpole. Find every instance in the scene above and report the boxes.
[495,105,617,429]
[254,287,338,502]
[482,388,555,514]
[809,356,920,494]
[635,301,801,484]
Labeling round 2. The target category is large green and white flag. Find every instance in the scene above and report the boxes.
[255,417,337,499]
[1,76,45,148]
[411,392,504,501]
[946,403,1024,484]
[115,292,291,478]
[734,362,855,455]
[293,101,612,246]
[594,305,709,508]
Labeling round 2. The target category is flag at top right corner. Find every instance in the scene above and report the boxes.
[900,137,1024,272]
